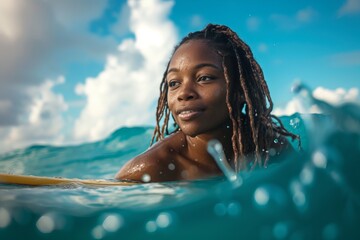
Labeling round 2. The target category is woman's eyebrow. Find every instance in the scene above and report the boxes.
[167,63,221,74]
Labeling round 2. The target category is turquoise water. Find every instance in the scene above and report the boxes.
[0,94,359,239]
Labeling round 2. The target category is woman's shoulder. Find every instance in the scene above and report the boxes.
[115,131,185,182]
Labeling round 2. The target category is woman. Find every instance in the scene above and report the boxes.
[115,24,299,183]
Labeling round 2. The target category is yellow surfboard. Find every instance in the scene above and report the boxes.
[0,173,136,186]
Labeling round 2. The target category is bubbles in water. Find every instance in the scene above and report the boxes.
[102,214,123,232]
[168,163,175,171]
[181,170,189,178]
[227,202,241,216]
[213,202,241,216]
[299,165,314,185]
[92,225,105,239]
[312,151,327,168]
[274,138,279,144]
[289,180,307,211]
[273,222,289,239]
[254,187,270,206]
[269,148,277,156]
[156,212,172,228]
[142,174,151,182]
[145,211,174,232]
[329,170,343,185]
[145,220,157,233]
[290,117,301,129]
[36,214,55,234]
[0,208,11,228]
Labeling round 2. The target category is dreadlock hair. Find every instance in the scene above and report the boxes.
[151,23,300,172]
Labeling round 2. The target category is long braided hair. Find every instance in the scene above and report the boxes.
[151,24,299,171]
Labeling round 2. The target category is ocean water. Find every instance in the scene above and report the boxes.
[0,92,359,239]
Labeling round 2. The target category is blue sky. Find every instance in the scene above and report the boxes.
[0,0,359,152]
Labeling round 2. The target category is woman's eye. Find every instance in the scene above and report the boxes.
[168,80,179,88]
[198,76,213,82]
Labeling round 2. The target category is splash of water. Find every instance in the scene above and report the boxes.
[292,82,360,134]
[207,139,242,188]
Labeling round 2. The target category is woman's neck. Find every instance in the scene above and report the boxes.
[184,123,234,167]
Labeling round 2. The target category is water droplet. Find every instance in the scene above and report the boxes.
[168,163,175,170]
[290,117,300,129]
[102,214,123,232]
[312,151,327,168]
[290,180,307,210]
[36,214,55,233]
[273,222,288,239]
[214,142,222,152]
[226,125,230,129]
[142,174,151,182]
[92,225,105,239]
[0,208,11,228]
[181,170,189,178]
[227,202,241,216]
[300,165,314,185]
[254,187,270,206]
[269,148,276,156]
[274,138,279,144]
[145,220,157,232]
[156,212,172,228]
[214,203,227,216]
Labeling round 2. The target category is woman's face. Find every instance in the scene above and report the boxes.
[166,39,230,137]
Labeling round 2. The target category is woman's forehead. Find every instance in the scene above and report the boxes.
[169,40,222,69]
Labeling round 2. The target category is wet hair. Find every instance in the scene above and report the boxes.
[151,24,300,171]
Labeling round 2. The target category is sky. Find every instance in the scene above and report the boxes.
[0,0,359,153]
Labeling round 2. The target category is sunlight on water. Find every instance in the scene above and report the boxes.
[0,84,359,239]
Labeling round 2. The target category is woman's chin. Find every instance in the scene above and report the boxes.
[179,125,202,137]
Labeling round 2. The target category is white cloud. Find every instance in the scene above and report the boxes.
[246,16,261,31]
[273,86,360,116]
[313,87,359,105]
[270,7,317,30]
[329,50,360,66]
[190,15,204,28]
[0,0,120,153]
[296,7,317,23]
[73,0,178,142]
[258,43,268,53]
[0,0,113,126]
[0,76,68,153]
[338,0,360,16]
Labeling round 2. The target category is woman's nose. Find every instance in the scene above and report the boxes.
[177,81,198,101]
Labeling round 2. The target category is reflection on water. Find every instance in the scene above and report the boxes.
[0,85,359,239]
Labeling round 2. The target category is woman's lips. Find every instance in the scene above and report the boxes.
[178,109,204,121]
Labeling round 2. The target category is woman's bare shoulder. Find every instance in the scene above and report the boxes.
[115,131,185,182]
